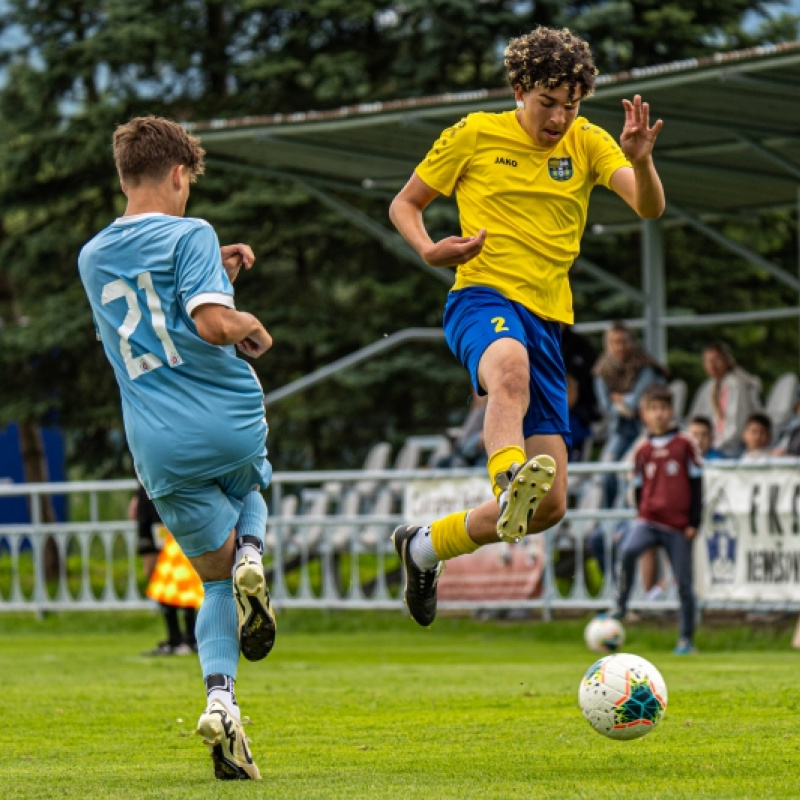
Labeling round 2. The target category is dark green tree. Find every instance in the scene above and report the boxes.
[0,0,798,479]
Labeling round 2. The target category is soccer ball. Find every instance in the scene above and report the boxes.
[584,615,625,653]
[579,653,668,740]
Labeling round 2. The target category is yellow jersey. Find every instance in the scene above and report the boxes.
[415,111,630,324]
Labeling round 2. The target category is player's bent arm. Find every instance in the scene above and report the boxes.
[220,243,255,284]
[609,163,665,220]
[389,173,441,258]
[192,303,272,355]
[389,173,488,267]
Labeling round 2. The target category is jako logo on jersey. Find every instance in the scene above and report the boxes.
[548,157,573,181]
[495,156,518,167]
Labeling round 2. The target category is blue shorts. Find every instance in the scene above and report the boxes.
[151,457,271,558]
[443,286,571,446]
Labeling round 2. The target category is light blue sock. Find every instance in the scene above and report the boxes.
[196,579,239,680]
[236,490,267,557]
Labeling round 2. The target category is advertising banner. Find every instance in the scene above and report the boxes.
[697,463,800,603]
[403,475,544,601]
[403,476,494,525]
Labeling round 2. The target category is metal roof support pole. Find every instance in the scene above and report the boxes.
[207,156,454,286]
[641,218,667,363]
[574,256,644,304]
[291,177,454,287]
[264,328,445,405]
[668,203,800,293]
[798,185,800,373]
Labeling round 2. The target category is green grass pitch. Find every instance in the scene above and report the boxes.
[1,609,799,799]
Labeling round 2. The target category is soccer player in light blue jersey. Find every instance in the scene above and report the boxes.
[79,116,274,781]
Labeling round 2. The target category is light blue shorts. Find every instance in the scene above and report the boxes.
[151,458,271,558]
[442,286,571,447]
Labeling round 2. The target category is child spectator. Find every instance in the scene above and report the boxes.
[687,415,726,461]
[610,384,703,654]
[740,412,773,463]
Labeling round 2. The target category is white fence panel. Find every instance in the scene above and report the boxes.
[2,462,797,616]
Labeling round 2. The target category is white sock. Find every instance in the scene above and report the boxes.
[236,541,261,564]
[408,526,438,570]
[233,536,263,577]
[205,674,241,722]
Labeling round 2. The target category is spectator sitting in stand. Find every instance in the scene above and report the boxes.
[739,412,773,463]
[593,321,668,507]
[687,341,763,458]
[773,388,800,457]
[686,415,726,461]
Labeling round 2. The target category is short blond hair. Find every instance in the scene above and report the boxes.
[113,116,205,186]
[504,27,597,101]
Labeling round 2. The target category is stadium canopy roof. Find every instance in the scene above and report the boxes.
[188,41,800,379]
[190,40,800,228]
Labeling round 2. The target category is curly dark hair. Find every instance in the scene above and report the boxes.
[504,27,597,101]
[113,116,206,186]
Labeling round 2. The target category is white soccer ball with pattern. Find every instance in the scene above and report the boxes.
[584,615,625,653]
[579,653,668,740]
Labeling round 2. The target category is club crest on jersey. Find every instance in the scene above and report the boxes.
[548,157,573,181]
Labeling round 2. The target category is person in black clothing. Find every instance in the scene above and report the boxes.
[130,483,198,656]
[560,324,599,461]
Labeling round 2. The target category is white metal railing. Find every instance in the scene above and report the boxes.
[0,465,641,616]
[3,461,796,616]
[0,479,145,611]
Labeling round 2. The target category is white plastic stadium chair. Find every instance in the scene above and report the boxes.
[669,379,687,427]
[765,372,799,438]
[354,441,393,500]
[264,493,299,554]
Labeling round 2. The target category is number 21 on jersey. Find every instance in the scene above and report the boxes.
[101,272,183,380]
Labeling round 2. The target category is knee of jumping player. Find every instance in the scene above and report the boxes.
[488,361,530,409]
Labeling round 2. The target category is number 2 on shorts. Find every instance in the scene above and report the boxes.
[491,316,509,333]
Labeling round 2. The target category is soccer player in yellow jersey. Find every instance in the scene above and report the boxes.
[388,26,665,626]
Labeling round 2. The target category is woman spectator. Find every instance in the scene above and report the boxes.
[687,342,762,458]
[593,321,668,507]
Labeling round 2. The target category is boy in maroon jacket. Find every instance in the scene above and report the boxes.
[612,384,703,654]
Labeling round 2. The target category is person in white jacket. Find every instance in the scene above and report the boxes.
[687,342,763,457]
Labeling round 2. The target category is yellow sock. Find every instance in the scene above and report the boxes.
[487,445,526,498]
[430,510,480,561]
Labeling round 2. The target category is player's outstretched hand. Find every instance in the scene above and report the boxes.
[221,243,256,283]
[620,95,663,163]
[423,229,487,267]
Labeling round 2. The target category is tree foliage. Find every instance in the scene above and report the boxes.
[0,0,797,475]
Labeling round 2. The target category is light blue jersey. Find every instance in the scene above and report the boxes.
[78,213,269,499]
